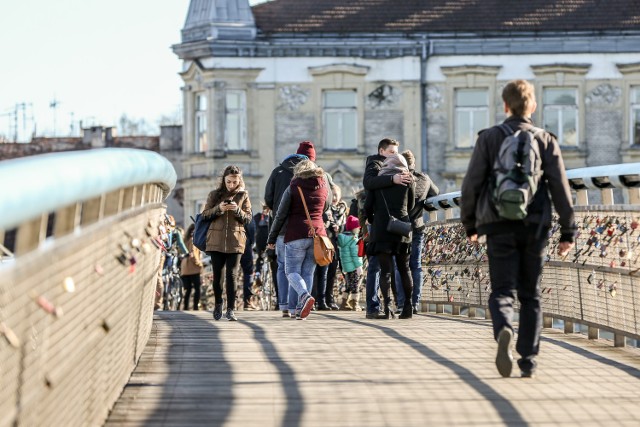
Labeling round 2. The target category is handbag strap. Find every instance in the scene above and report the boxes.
[379,190,391,216]
[296,186,317,238]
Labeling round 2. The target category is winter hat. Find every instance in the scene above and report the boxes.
[345,215,360,232]
[296,141,316,161]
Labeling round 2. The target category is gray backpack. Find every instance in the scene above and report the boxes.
[492,124,543,220]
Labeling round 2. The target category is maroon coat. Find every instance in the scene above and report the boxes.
[285,169,328,243]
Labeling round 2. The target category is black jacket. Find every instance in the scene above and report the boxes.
[264,154,308,214]
[410,170,440,231]
[365,181,415,246]
[363,154,395,191]
[460,116,576,242]
[253,212,269,251]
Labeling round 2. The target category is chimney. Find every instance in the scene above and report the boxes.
[83,126,105,148]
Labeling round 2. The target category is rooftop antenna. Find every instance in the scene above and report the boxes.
[50,96,61,136]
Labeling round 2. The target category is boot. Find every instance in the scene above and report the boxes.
[399,302,413,319]
[380,298,395,319]
[317,300,330,311]
[339,293,350,310]
[213,301,224,321]
[353,292,362,311]
[346,294,357,311]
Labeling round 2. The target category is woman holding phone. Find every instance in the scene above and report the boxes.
[202,165,252,321]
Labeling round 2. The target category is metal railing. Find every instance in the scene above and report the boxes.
[421,163,640,347]
[0,149,176,427]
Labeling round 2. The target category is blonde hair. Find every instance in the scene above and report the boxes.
[502,80,536,117]
[293,159,317,177]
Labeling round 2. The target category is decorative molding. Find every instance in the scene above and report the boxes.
[531,63,591,76]
[427,86,443,110]
[440,65,501,77]
[308,63,370,77]
[617,62,640,74]
[366,84,401,109]
[278,85,310,111]
[586,84,621,106]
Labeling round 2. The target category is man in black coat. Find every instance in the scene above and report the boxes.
[362,138,412,319]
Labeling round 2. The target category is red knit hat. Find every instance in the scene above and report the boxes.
[345,215,360,232]
[296,141,316,161]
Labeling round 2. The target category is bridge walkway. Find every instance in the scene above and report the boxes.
[105,311,640,426]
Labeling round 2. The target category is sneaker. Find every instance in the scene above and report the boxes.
[299,294,315,319]
[282,310,290,318]
[226,309,237,321]
[520,369,536,379]
[213,302,223,321]
[412,304,419,315]
[329,302,340,310]
[495,327,514,378]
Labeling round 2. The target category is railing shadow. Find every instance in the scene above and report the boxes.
[107,311,235,426]
[242,320,304,427]
[321,314,527,425]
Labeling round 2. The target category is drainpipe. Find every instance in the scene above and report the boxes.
[420,37,431,173]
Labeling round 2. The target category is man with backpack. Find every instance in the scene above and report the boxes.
[461,79,576,379]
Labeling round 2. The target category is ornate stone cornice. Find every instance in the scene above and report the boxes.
[440,65,501,77]
[531,63,591,75]
[616,62,640,75]
[308,63,370,77]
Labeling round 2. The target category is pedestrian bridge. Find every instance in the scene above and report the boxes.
[1,149,639,426]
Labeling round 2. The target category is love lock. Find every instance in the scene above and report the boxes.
[609,282,618,297]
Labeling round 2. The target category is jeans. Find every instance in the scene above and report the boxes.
[275,235,290,310]
[313,264,328,301]
[486,230,548,372]
[208,251,241,307]
[365,255,381,314]
[284,238,317,305]
[395,231,424,307]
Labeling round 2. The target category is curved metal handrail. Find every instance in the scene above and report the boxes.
[424,162,640,212]
[0,148,177,230]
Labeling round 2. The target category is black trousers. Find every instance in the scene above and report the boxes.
[182,274,201,310]
[486,230,547,371]
[209,251,241,307]
[378,252,412,308]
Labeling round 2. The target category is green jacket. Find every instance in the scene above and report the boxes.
[337,232,362,273]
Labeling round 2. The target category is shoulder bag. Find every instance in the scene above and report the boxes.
[380,191,412,237]
[297,186,335,266]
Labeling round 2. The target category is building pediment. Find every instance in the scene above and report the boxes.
[308,63,370,77]
[531,63,591,76]
[617,62,640,75]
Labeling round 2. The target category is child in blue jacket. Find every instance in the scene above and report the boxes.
[337,215,364,310]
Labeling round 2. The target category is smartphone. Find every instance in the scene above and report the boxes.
[224,199,232,204]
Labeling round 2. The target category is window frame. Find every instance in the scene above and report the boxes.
[631,86,640,146]
[453,88,489,149]
[224,90,247,152]
[194,93,208,153]
[542,87,579,147]
[322,89,358,151]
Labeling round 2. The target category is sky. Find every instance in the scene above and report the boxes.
[0,0,266,141]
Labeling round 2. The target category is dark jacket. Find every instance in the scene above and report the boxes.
[264,154,308,214]
[268,168,329,244]
[410,170,440,231]
[460,116,576,242]
[363,154,395,191]
[253,212,270,251]
[202,188,252,253]
[365,181,415,248]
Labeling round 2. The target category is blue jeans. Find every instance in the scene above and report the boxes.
[395,231,425,307]
[276,235,290,310]
[284,238,316,305]
[486,230,547,372]
[365,255,381,314]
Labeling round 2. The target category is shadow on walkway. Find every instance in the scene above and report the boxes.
[420,313,640,378]
[242,320,304,427]
[323,314,527,425]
